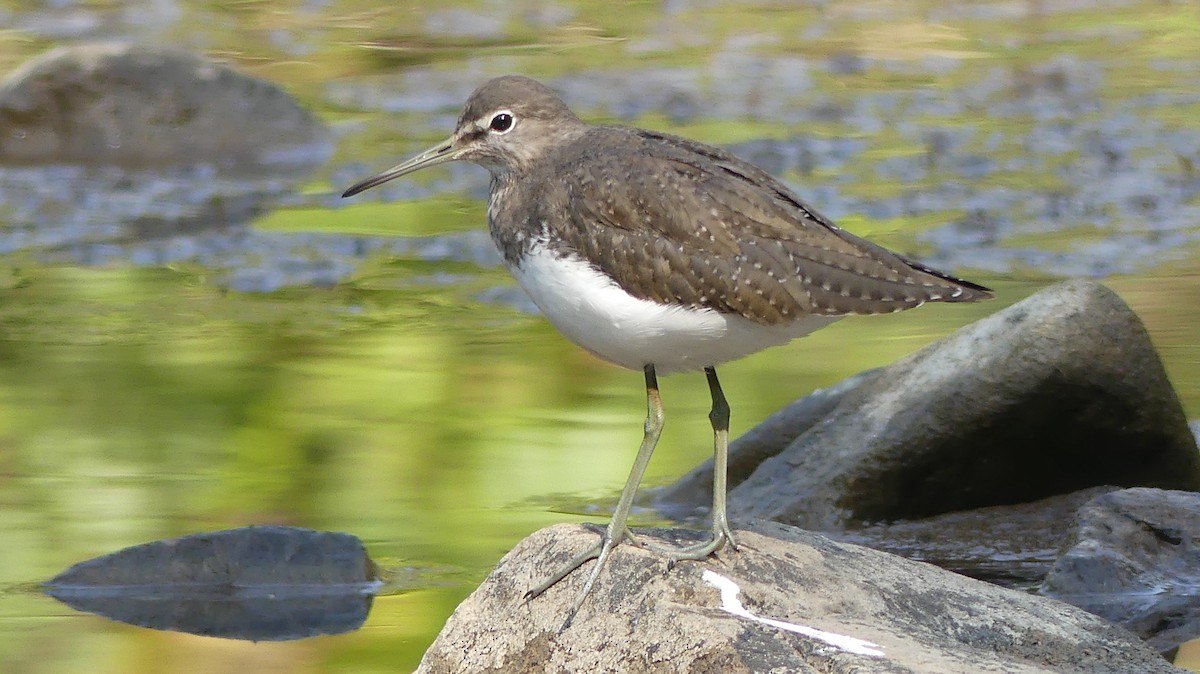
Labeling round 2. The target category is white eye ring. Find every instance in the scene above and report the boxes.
[488,110,515,134]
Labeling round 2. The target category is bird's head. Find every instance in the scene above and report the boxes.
[343,75,584,197]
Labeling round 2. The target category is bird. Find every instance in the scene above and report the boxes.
[342,75,992,628]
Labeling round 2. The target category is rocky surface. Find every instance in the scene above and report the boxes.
[0,42,331,171]
[415,522,1183,674]
[1041,488,1200,654]
[831,487,1119,590]
[656,280,1200,529]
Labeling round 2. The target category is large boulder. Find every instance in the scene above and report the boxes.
[0,43,331,171]
[1041,488,1200,654]
[416,522,1182,673]
[656,280,1200,529]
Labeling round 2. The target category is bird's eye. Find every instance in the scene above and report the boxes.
[489,112,514,133]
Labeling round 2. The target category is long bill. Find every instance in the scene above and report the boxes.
[341,135,460,198]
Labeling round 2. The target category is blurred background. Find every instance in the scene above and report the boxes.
[0,0,1198,672]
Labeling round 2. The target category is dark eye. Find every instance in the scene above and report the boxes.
[489,113,514,133]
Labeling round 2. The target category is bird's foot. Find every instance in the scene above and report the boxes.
[524,523,631,630]
[645,519,739,565]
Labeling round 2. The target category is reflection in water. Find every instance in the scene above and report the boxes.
[46,585,377,642]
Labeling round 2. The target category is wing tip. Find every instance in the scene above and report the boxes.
[898,256,993,303]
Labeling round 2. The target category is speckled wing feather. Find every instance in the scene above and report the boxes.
[545,127,990,326]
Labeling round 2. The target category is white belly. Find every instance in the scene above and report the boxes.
[509,246,841,374]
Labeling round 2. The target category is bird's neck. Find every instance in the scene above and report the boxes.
[487,175,533,266]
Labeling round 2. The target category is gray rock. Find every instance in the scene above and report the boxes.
[416,522,1182,674]
[656,369,878,521]
[47,524,376,587]
[1041,488,1200,653]
[0,43,331,171]
[831,486,1119,590]
[657,280,1200,530]
[44,525,379,641]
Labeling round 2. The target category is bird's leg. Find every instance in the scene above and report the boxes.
[646,366,738,561]
[702,366,739,550]
[525,364,665,629]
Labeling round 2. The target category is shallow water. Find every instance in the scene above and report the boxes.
[1,1,1199,672]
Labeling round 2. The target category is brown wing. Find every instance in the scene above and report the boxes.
[545,127,990,325]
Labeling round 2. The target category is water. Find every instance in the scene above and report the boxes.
[1,1,1198,672]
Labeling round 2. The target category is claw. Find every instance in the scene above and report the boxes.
[526,527,625,631]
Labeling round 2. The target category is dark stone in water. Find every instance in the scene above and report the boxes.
[44,525,379,641]
[1041,488,1200,654]
[0,43,332,173]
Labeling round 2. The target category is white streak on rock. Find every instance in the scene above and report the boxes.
[701,569,884,658]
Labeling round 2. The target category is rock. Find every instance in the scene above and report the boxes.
[656,280,1200,530]
[656,369,878,521]
[416,522,1182,674]
[1041,488,1200,654]
[47,524,376,586]
[0,43,331,171]
[830,486,1119,590]
[44,525,379,641]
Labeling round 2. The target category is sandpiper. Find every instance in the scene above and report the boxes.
[343,75,992,628]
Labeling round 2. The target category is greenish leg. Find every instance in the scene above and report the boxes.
[646,366,738,560]
[703,365,739,550]
[525,364,665,629]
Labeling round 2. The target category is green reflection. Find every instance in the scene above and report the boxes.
[253,197,485,237]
